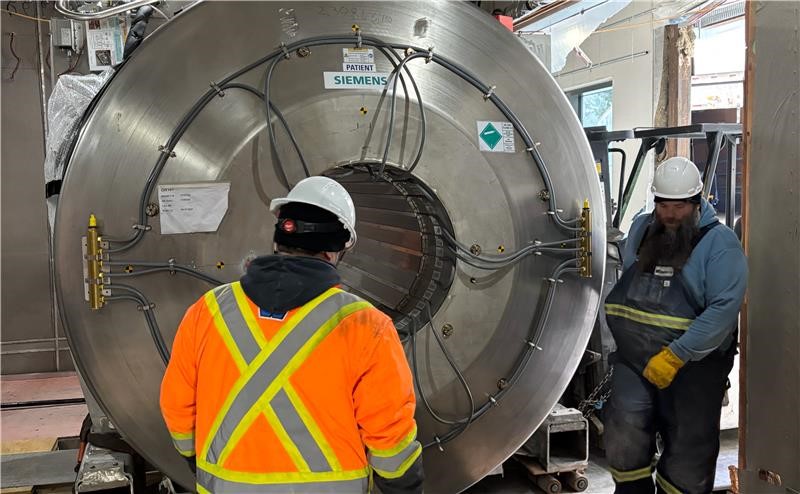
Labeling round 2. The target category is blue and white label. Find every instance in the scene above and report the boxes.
[323,72,389,90]
[343,62,376,72]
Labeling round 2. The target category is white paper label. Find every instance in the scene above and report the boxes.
[476,121,515,153]
[85,16,128,72]
[342,47,374,64]
[323,72,389,90]
[343,62,376,72]
[158,183,230,235]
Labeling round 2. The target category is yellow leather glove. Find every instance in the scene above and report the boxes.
[643,347,685,389]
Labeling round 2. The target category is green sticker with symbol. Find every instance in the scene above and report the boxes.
[479,123,502,149]
[476,121,515,153]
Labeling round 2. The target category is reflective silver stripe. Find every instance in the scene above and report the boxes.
[271,388,330,472]
[214,285,261,364]
[369,439,422,476]
[196,469,368,494]
[172,437,195,455]
[206,290,361,464]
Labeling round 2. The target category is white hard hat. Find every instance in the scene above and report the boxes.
[270,176,358,248]
[652,157,703,200]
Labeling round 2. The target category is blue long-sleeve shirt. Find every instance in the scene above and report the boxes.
[622,199,748,362]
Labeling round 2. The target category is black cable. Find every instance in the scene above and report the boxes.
[106,286,169,364]
[372,46,427,175]
[7,33,20,80]
[421,258,580,448]
[106,265,223,286]
[379,52,428,175]
[409,304,475,428]
[263,56,311,187]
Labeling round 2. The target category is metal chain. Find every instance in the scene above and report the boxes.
[578,365,614,417]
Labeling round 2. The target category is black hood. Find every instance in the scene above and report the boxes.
[240,255,341,313]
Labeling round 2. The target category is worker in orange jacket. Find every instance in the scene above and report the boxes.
[160,176,424,493]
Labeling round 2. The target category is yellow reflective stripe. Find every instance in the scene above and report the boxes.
[608,464,653,483]
[197,458,369,484]
[656,472,684,494]
[231,281,268,350]
[200,287,340,462]
[371,444,422,479]
[196,484,211,494]
[205,290,248,373]
[170,431,195,456]
[284,381,343,471]
[219,299,372,468]
[368,425,418,458]
[606,304,694,328]
[605,303,693,331]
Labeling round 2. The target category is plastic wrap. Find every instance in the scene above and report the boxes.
[549,1,630,72]
[44,70,113,184]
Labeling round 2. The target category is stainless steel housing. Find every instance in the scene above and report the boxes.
[54,2,606,491]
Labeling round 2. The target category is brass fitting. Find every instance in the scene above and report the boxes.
[578,200,592,278]
[84,214,105,309]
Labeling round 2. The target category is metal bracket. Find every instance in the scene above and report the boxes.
[157,145,176,158]
[526,340,543,351]
[209,82,225,97]
[425,46,434,63]
[483,85,496,100]
[131,224,151,231]
[280,42,291,59]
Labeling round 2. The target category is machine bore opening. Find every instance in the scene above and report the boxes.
[325,164,456,339]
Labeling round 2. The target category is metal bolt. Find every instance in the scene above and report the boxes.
[297,46,311,57]
[469,244,482,256]
[441,323,454,338]
[497,378,508,390]
[145,202,159,217]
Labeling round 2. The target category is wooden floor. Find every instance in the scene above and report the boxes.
[1,372,86,455]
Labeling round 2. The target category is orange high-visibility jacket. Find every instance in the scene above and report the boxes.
[160,281,421,493]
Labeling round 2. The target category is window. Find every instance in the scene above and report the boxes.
[567,83,613,129]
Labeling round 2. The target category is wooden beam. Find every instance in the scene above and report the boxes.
[654,25,695,160]
[738,0,756,477]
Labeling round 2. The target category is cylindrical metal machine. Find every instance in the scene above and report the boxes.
[54,2,605,492]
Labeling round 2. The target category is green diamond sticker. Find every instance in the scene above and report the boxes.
[479,122,502,149]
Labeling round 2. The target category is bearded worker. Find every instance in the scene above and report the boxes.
[603,157,747,494]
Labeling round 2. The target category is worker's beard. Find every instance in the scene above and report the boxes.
[638,213,699,272]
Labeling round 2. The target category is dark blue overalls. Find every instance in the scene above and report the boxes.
[604,220,735,494]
